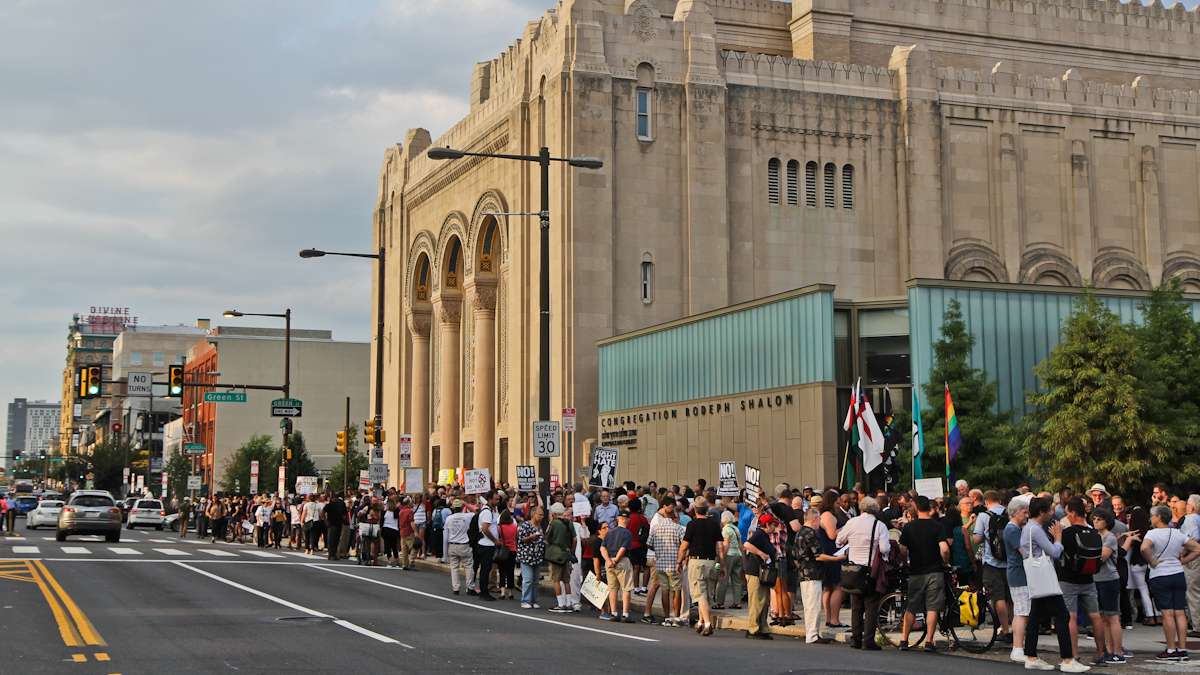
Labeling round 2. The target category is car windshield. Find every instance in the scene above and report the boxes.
[135,500,162,509]
[17,497,37,506]
[71,496,114,508]
[40,501,63,508]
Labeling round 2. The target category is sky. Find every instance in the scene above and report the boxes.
[0,0,551,454]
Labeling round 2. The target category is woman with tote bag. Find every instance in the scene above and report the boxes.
[1020,496,1089,673]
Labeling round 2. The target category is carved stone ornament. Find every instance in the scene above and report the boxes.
[471,282,498,312]
[632,2,657,42]
[406,311,432,339]
[437,300,462,325]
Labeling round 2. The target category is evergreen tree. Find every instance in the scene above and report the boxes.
[919,299,1021,488]
[1135,280,1200,487]
[1024,290,1165,493]
[88,438,134,495]
[163,450,193,501]
[283,431,318,493]
[219,435,280,495]
[327,426,366,494]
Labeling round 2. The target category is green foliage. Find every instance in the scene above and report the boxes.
[283,431,318,493]
[87,438,134,495]
[163,450,193,501]
[327,425,366,494]
[918,299,1021,488]
[1024,290,1165,494]
[219,435,280,496]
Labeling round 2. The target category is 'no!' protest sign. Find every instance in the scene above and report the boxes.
[744,465,761,504]
[717,460,739,497]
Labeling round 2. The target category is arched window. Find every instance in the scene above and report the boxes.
[805,161,817,207]
[767,158,781,205]
[635,63,654,141]
[841,164,854,209]
[823,162,836,208]
[640,253,654,304]
[786,160,799,206]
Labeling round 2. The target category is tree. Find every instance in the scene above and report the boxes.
[918,299,1021,488]
[163,450,193,502]
[1024,290,1165,494]
[1134,279,1200,488]
[283,430,318,493]
[327,426,366,494]
[219,435,280,496]
[88,438,134,495]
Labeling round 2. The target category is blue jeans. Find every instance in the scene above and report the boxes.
[521,562,539,605]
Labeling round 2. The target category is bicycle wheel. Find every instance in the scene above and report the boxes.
[947,598,999,653]
[876,592,925,648]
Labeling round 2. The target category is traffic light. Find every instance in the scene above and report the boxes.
[364,419,377,446]
[285,447,293,461]
[335,430,347,455]
[167,365,184,397]
[77,365,102,399]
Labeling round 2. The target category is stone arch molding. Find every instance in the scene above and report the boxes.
[1162,253,1200,291]
[433,212,469,295]
[465,190,511,280]
[1019,247,1083,287]
[405,231,436,306]
[1092,249,1151,291]
[944,242,1007,283]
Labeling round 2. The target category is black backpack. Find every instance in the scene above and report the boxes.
[467,509,483,547]
[986,510,1010,563]
[1064,527,1103,576]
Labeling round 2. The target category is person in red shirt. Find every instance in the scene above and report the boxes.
[626,499,651,595]
[398,498,416,569]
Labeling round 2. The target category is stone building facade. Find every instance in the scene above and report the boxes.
[375,0,1200,484]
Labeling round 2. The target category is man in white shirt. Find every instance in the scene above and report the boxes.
[836,497,891,650]
[443,499,475,595]
[1183,494,1200,636]
[254,500,271,548]
[474,490,501,601]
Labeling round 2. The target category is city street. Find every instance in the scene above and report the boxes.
[0,533,1022,675]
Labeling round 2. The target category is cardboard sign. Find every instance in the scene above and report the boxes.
[464,468,492,495]
[403,468,424,493]
[437,469,454,486]
[589,447,618,489]
[573,496,591,518]
[915,477,945,501]
[717,460,739,497]
[296,476,318,495]
[580,573,609,610]
[516,465,536,492]
[744,464,761,504]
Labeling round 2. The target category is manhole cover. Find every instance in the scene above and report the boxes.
[276,616,332,623]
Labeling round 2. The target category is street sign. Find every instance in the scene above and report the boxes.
[184,443,206,455]
[128,372,153,397]
[249,460,259,494]
[532,420,561,458]
[277,465,286,497]
[271,398,302,418]
[272,398,302,407]
[371,444,384,465]
[204,392,247,404]
[368,463,389,485]
[359,469,371,490]
[399,434,413,468]
[187,475,202,490]
[562,407,577,432]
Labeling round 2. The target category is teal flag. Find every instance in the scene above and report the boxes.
[911,387,925,481]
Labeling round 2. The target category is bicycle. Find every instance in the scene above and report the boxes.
[876,566,999,653]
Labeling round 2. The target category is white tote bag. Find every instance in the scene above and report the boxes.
[1022,526,1062,599]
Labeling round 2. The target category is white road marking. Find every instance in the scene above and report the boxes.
[307,565,659,643]
[41,537,56,541]
[12,546,39,554]
[108,548,141,555]
[172,562,411,648]
[152,548,191,556]
[61,547,91,555]
[198,549,236,557]
[147,539,174,543]
[245,551,283,558]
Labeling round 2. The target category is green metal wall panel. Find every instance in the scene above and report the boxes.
[908,284,1200,417]
[599,289,834,412]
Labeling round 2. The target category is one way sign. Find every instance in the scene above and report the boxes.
[271,398,303,418]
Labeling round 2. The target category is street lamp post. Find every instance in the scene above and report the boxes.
[223,308,293,485]
[427,145,602,501]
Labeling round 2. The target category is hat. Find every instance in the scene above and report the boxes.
[617,509,631,518]
[809,495,824,508]
[549,502,566,516]
[803,486,814,492]
[451,499,464,509]
[1089,483,1108,495]
[758,513,778,527]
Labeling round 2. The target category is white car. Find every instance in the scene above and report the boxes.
[26,500,64,529]
[127,499,166,530]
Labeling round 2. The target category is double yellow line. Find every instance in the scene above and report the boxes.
[27,560,106,648]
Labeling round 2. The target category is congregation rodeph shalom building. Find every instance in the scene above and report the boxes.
[373,0,1200,491]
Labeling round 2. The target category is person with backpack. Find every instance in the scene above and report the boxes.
[1058,496,1106,667]
[544,502,576,612]
[1142,504,1200,661]
[973,489,1013,643]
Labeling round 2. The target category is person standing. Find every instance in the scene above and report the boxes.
[836,496,890,651]
[593,490,617,528]
[742,512,780,640]
[678,496,726,637]
[713,510,743,610]
[644,505,684,626]
[602,509,636,622]
[545,502,576,613]
[1003,496,1032,663]
[1057,497,1106,665]
[381,498,401,567]
[973,490,1013,643]
[474,490,501,601]
[1019,496,1088,672]
[444,499,475,594]
[796,507,841,644]
[196,497,209,539]
[898,496,950,651]
[302,494,321,554]
[1091,509,1132,665]
[1181,494,1200,637]
[818,491,846,629]
[324,493,347,561]
[1142,504,1200,661]
[398,497,416,569]
[254,499,271,548]
[178,497,190,539]
[516,506,546,609]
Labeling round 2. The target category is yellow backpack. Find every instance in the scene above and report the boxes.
[958,590,982,628]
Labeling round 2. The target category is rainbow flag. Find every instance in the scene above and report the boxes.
[945,383,962,481]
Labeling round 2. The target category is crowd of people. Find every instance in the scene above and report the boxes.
[168,476,1200,671]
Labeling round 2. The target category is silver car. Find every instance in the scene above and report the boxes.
[127,499,166,530]
[26,499,64,529]
[57,490,121,542]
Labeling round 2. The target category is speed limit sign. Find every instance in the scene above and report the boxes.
[532,420,561,458]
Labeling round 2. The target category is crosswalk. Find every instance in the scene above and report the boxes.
[0,544,326,560]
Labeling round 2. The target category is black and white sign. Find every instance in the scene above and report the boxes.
[369,463,389,485]
[271,405,302,417]
[717,460,740,497]
[464,468,492,495]
[187,475,202,491]
[127,372,153,397]
[516,465,536,492]
[744,464,761,504]
[371,444,384,465]
[399,434,413,468]
[589,447,618,489]
[562,407,576,433]
[532,420,560,458]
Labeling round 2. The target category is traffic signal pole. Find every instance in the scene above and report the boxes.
[344,396,350,496]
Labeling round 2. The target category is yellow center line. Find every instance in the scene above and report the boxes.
[34,560,106,647]
[71,654,87,663]
[95,653,111,661]
[27,560,83,648]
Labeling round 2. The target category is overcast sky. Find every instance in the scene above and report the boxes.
[1,0,1195,454]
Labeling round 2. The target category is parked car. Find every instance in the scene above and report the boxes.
[13,495,39,515]
[26,500,64,529]
[57,491,121,542]
[126,499,166,530]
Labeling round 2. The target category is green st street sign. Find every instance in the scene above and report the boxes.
[204,392,247,403]
[271,398,302,407]
[184,443,206,455]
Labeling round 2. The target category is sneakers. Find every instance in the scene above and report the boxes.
[1011,648,1026,663]
[1175,650,1191,662]
[639,614,657,625]
[1024,659,1055,671]
[598,612,616,621]
[622,615,635,624]
[521,602,534,609]
[1089,654,1108,667]
[1156,650,1177,661]
[1058,661,1091,673]
[1104,654,1126,665]
[548,605,571,614]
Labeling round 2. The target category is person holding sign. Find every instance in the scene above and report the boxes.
[601,510,636,622]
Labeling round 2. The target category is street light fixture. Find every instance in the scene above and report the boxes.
[298,248,326,259]
[427,144,603,500]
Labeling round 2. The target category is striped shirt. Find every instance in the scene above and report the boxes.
[648,519,684,569]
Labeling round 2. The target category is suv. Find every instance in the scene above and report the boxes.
[57,490,121,542]
[127,499,166,530]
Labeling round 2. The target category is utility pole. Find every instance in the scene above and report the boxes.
[344,396,350,496]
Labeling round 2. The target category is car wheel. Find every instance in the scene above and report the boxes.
[55,530,67,542]
[106,532,120,543]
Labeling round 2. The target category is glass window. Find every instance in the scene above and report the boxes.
[640,260,653,304]
[858,308,910,385]
[636,89,652,140]
[130,351,142,366]
[834,309,852,386]
[152,352,165,367]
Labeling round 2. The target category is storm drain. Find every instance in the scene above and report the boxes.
[276,616,332,623]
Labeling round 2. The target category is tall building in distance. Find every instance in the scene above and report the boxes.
[5,399,61,467]
[59,309,129,456]
[374,0,1200,488]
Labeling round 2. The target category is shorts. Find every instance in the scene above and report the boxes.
[1149,572,1188,611]
[1095,579,1121,616]
[1060,581,1099,616]
[982,565,1009,600]
[548,562,568,585]
[688,558,718,602]
[628,547,647,567]
[608,559,634,594]
[905,572,946,615]
[654,568,682,593]
[1010,584,1031,617]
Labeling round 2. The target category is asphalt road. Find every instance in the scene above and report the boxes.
[0,530,1027,675]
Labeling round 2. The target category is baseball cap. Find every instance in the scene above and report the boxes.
[758,513,778,527]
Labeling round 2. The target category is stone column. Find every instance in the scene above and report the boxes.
[434,297,461,470]
[407,310,431,479]
[469,281,497,471]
